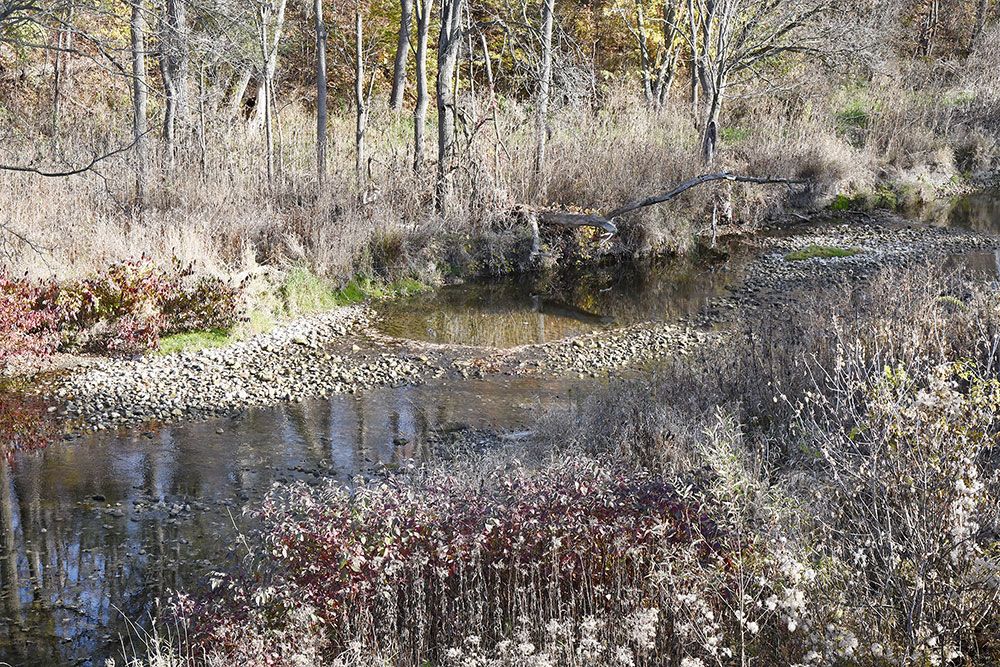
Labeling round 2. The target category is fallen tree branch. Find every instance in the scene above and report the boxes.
[604,172,809,220]
[0,131,149,178]
[531,171,809,235]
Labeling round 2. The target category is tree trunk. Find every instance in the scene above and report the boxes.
[315,0,328,184]
[390,0,413,113]
[436,0,465,211]
[920,0,940,56]
[258,6,274,186]
[702,86,722,164]
[251,0,288,131]
[355,8,367,186]
[413,0,433,171]
[971,0,989,49]
[51,7,72,140]
[534,0,555,178]
[635,1,654,105]
[686,0,698,116]
[652,1,679,108]
[160,0,189,167]
[130,0,147,206]
[227,68,252,121]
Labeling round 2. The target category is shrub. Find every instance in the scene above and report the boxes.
[0,271,57,370]
[52,260,241,356]
[55,260,166,332]
[802,360,1000,662]
[160,273,242,335]
[181,456,735,666]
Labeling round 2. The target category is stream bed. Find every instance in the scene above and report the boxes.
[3,196,1000,666]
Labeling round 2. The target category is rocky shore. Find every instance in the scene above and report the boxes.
[41,215,1000,433]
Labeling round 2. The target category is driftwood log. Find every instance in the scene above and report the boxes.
[527,171,810,236]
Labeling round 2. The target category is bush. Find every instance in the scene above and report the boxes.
[180,456,734,666]
[0,271,57,370]
[52,260,241,356]
[802,361,1000,662]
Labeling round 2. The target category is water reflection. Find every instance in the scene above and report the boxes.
[374,255,747,347]
[918,189,1000,234]
[0,375,587,667]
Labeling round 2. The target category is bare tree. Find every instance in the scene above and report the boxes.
[684,0,832,164]
[160,0,191,168]
[919,0,940,56]
[389,0,413,113]
[436,0,465,211]
[412,0,433,171]
[130,0,148,205]
[51,4,73,139]
[315,0,327,184]
[971,0,990,49]
[252,0,288,132]
[0,0,39,34]
[355,7,370,186]
[533,0,554,179]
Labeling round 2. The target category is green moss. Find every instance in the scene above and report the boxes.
[830,194,856,211]
[785,245,861,261]
[830,185,904,213]
[157,329,233,355]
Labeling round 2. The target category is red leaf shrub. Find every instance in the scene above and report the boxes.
[184,457,729,664]
[0,271,57,370]
[160,273,242,335]
[52,260,241,355]
[55,260,166,332]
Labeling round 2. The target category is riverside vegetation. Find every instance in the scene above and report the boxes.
[2,0,1000,665]
[107,265,1000,667]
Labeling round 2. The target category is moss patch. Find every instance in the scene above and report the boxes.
[157,329,233,355]
[785,245,861,261]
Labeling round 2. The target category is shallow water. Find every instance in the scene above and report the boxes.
[0,375,590,666]
[919,188,1000,234]
[373,254,748,347]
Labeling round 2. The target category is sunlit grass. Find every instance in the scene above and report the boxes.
[157,329,233,355]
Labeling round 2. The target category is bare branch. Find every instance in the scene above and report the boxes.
[0,131,150,178]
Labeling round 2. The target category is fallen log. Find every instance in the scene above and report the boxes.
[528,171,809,235]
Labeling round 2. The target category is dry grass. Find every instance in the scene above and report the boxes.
[3,35,1000,287]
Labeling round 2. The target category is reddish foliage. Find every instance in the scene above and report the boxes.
[0,391,56,460]
[184,458,729,664]
[0,271,58,370]
[1,260,242,360]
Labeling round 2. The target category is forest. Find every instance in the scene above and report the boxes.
[1,0,1000,666]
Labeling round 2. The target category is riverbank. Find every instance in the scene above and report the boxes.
[34,212,1000,434]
